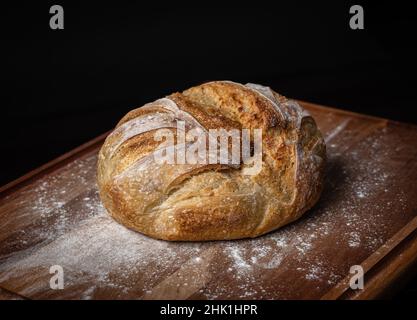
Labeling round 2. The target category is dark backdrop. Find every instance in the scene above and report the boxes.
[2,1,417,298]
[3,1,417,185]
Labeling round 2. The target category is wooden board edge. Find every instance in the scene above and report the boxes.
[347,228,417,299]
[297,100,417,129]
[0,131,110,198]
[321,215,417,300]
[0,286,27,300]
[0,102,416,300]
[2,101,416,198]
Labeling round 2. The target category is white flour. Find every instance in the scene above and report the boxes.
[0,122,408,299]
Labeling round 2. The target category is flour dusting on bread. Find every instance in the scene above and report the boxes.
[97,81,326,241]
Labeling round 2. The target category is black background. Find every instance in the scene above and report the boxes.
[2,1,417,298]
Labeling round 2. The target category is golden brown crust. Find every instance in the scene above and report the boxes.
[97,81,326,241]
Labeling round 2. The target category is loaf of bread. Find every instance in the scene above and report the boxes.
[97,81,326,241]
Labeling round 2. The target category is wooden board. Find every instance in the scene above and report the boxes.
[1,101,417,300]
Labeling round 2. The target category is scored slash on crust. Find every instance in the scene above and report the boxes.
[97,81,326,241]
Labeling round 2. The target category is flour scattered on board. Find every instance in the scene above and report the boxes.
[348,231,361,248]
[0,124,409,299]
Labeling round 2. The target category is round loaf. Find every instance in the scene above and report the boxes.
[97,81,326,241]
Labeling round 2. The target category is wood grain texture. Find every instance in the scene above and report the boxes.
[0,287,25,300]
[0,101,416,300]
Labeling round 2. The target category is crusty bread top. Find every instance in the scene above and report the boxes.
[97,81,326,241]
